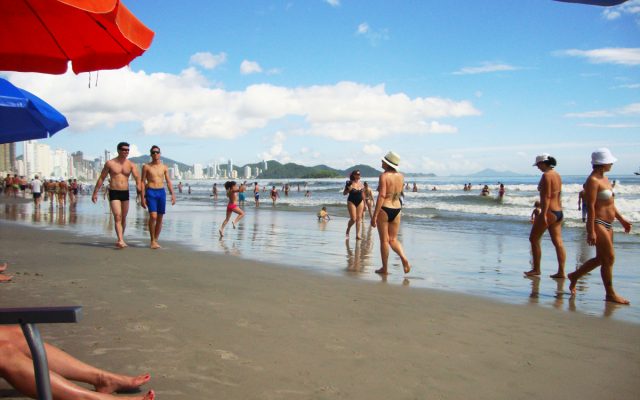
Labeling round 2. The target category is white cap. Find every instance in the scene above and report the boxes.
[532,153,551,166]
[591,148,617,165]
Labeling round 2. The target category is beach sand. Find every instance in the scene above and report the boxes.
[1,221,639,399]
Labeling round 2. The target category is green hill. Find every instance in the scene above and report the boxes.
[243,160,381,179]
[129,155,191,173]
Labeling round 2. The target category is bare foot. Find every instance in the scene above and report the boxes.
[550,272,566,279]
[402,259,411,274]
[95,372,151,394]
[116,241,127,249]
[606,294,630,305]
[524,269,540,277]
[232,221,236,229]
[375,268,388,275]
[219,229,224,237]
[150,242,161,249]
[0,274,12,282]
[568,272,578,295]
[0,262,7,272]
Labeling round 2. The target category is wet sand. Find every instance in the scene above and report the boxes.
[1,221,639,399]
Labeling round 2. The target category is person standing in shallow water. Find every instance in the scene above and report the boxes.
[569,148,633,304]
[344,170,365,240]
[219,181,245,237]
[371,151,410,275]
[141,145,176,249]
[92,142,142,249]
[525,153,566,278]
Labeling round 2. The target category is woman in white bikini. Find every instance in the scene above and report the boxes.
[569,148,632,304]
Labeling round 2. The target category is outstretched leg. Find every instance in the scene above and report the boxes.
[0,340,154,400]
[387,215,410,273]
[526,214,546,276]
[346,202,357,239]
[375,213,390,275]
[219,210,232,237]
[232,208,245,229]
[547,219,566,278]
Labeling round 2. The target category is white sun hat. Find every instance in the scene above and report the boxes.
[591,148,617,165]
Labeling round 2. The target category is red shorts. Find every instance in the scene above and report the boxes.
[227,203,238,212]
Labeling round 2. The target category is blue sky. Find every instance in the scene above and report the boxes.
[5,0,640,175]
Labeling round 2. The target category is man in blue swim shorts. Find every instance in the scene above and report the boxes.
[141,145,176,249]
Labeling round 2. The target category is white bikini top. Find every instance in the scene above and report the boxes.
[597,189,613,200]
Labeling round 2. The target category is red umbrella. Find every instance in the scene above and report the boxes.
[0,0,154,75]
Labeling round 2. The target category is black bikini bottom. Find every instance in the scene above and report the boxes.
[381,206,401,222]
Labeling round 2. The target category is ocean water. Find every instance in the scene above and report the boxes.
[2,174,639,323]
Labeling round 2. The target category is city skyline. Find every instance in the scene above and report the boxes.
[1,1,638,175]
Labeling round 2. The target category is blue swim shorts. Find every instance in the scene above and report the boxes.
[145,188,166,214]
[239,192,246,202]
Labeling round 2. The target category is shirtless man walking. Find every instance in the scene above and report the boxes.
[91,142,142,249]
[141,145,176,249]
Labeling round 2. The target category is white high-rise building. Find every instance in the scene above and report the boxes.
[23,140,37,177]
[263,160,268,170]
[253,167,260,177]
[35,143,53,178]
[243,166,251,179]
[193,163,203,179]
[104,150,112,161]
[227,159,232,176]
[173,163,181,179]
[231,169,238,179]
[52,148,69,178]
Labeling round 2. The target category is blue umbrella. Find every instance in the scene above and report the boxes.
[0,77,68,144]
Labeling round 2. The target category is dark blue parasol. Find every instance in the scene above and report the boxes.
[0,77,68,144]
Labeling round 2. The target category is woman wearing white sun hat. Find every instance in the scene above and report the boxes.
[569,148,633,304]
[371,151,411,275]
[526,153,567,278]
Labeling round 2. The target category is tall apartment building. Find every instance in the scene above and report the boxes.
[0,142,16,172]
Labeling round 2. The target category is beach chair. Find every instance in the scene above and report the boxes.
[0,306,83,400]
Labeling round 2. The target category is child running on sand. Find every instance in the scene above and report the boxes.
[219,181,245,237]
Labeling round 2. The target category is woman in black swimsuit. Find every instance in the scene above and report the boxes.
[343,170,365,240]
[371,152,410,275]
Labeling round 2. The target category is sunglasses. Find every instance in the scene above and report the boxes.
[151,150,160,155]
[118,148,130,152]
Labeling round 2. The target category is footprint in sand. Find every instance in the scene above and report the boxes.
[215,349,239,361]
[155,304,168,309]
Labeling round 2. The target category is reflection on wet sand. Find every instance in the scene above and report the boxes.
[345,225,373,273]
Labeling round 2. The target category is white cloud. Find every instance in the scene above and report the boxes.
[564,110,614,118]
[565,102,640,118]
[362,144,382,155]
[240,60,263,75]
[453,62,520,75]
[557,48,640,66]
[325,0,340,7]
[128,144,142,157]
[3,68,480,142]
[614,83,640,89]
[420,156,481,175]
[620,102,640,115]
[355,23,389,46]
[189,52,227,70]
[258,131,289,162]
[357,23,369,34]
[579,123,639,129]
[603,0,640,23]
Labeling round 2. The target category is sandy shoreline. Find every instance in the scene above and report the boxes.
[1,221,639,399]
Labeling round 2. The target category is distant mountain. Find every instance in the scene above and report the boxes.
[129,155,191,173]
[469,168,525,177]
